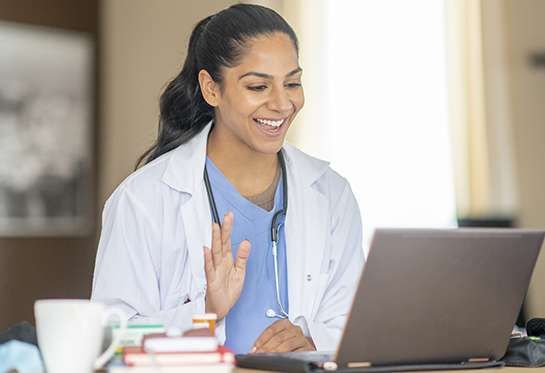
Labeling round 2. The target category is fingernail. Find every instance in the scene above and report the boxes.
[250,346,257,353]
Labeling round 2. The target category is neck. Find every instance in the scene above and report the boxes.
[206,130,279,197]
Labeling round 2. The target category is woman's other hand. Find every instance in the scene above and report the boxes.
[203,211,251,320]
[250,319,316,353]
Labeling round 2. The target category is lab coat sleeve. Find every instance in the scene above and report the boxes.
[305,180,364,351]
[91,185,202,332]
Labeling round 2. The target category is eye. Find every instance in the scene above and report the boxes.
[285,82,302,89]
[247,85,267,92]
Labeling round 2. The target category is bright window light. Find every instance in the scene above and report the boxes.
[322,0,458,254]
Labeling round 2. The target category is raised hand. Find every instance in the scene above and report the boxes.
[203,211,251,321]
[250,319,316,353]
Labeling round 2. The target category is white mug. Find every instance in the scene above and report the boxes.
[34,299,127,373]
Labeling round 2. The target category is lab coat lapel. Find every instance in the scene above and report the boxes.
[181,185,212,296]
[163,122,213,297]
[284,147,329,321]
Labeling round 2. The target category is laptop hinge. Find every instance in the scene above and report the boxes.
[465,358,490,364]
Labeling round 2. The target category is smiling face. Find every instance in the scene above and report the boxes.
[200,32,304,160]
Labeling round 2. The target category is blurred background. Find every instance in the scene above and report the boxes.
[0,0,544,332]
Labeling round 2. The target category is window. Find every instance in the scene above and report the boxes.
[288,0,458,254]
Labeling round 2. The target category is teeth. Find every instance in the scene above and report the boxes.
[256,118,283,127]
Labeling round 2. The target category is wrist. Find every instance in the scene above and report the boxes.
[306,336,316,351]
[205,300,226,321]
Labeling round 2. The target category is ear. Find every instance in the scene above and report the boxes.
[198,69,220,107]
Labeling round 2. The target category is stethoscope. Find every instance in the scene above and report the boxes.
[203,150,289,319]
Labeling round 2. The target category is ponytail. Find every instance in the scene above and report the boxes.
[136,16,215,168]
[136,4,299,169]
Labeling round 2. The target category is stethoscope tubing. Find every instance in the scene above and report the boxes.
[204,164,221,228]
[203,150,289,318]
[271,150,287,242]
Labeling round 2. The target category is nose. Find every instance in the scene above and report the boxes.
[267,86,293,114]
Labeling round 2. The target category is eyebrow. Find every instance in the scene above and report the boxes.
[239,67,303,80]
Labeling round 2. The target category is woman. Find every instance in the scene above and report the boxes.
[91,4,364,354]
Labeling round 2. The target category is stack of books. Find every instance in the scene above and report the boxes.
[110,324,166,352]
[107,332,235,373]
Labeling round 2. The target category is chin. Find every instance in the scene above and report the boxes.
[253,142,284,156]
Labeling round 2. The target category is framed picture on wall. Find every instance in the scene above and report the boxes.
[0,21,94,236]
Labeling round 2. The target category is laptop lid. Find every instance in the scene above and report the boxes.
[335,228,544,369]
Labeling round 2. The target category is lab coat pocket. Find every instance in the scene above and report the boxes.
[171,293,190,308]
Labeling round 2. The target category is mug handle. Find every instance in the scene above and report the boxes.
[94,307,128,370]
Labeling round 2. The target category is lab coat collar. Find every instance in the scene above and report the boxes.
[162,121,213,194]
[161,120,330,194]
[281,142,330,187]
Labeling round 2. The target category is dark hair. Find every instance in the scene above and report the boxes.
[136,3,299,168]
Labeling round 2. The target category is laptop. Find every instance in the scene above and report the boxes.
[236,228,545,372]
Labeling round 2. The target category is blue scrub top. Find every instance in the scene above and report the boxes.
[205,157,289,354]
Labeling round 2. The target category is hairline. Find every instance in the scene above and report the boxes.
[216,31,298,85]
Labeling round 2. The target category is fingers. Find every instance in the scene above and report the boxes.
[234,239,251,272]
[210,222,223,268]
[203,246,215,283]
[202,211,250,321]
[206,211,248,278]
[210,211,233,268]
[220,211,233,254]
[251,319,315,353]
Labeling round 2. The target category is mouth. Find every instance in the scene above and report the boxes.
[254,117,286,132]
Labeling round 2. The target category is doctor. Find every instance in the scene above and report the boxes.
[91,3,364,354]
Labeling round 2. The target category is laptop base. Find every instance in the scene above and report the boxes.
[236,353,505,373]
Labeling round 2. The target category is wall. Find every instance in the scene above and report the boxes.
[500,0,545,318]
[0,0,99,332]
[99,0,234,205]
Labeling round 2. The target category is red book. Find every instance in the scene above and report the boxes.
[122,345,235,367]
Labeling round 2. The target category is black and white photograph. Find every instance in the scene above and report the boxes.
[0,22,93,236]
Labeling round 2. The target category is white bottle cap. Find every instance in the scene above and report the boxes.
[192,313,217,320]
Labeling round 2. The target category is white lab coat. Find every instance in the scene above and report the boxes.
[91,122,364,351]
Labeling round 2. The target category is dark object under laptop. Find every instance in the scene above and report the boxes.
[500,317,545,368]
[236,228,545,372]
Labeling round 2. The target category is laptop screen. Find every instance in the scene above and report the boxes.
[335,228,544,368]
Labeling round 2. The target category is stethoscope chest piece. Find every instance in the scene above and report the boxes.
[266,308,287,318]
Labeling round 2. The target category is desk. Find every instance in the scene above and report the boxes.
[233,368,545,373]
[98,365,545,372]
